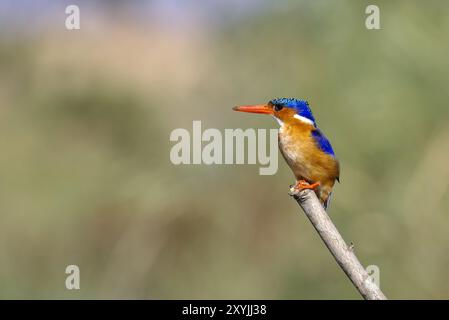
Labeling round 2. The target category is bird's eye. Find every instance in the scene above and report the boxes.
[274,105,283,112]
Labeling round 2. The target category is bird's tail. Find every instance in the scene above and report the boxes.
[323,191,333,210]
[319,184,334,211]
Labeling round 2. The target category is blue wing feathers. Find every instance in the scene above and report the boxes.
[311,129,335,156]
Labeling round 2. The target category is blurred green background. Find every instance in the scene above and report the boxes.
[1,0,448,299]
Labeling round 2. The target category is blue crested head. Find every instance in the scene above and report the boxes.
[269,98,316,126]
[269,98,335,156]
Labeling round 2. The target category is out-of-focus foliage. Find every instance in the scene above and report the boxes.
[0,0,448,299]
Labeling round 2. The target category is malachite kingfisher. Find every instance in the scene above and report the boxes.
[233,98,340,210]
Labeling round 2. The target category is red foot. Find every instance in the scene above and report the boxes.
[294,180,320,191]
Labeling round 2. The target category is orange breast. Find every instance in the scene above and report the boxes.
[278,122,339,184]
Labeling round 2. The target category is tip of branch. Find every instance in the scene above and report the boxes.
[288,185,296,196]
[288,185,311,200]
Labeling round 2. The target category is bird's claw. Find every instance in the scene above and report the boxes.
[294,180,320,191]
[288,181,320,198]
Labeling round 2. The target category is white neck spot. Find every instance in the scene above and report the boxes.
[293,114,314,125]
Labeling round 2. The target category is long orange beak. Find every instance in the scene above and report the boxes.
[233,104,273,115]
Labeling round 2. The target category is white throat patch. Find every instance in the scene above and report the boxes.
[293,114,314,125]
[273,116,284,127]
[273,116,284,132]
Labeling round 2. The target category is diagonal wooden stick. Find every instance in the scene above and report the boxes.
[289,187,387,300]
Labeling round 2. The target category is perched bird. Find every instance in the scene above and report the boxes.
[233,98,340,210]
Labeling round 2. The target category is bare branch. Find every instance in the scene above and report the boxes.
[289,187,387,300]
